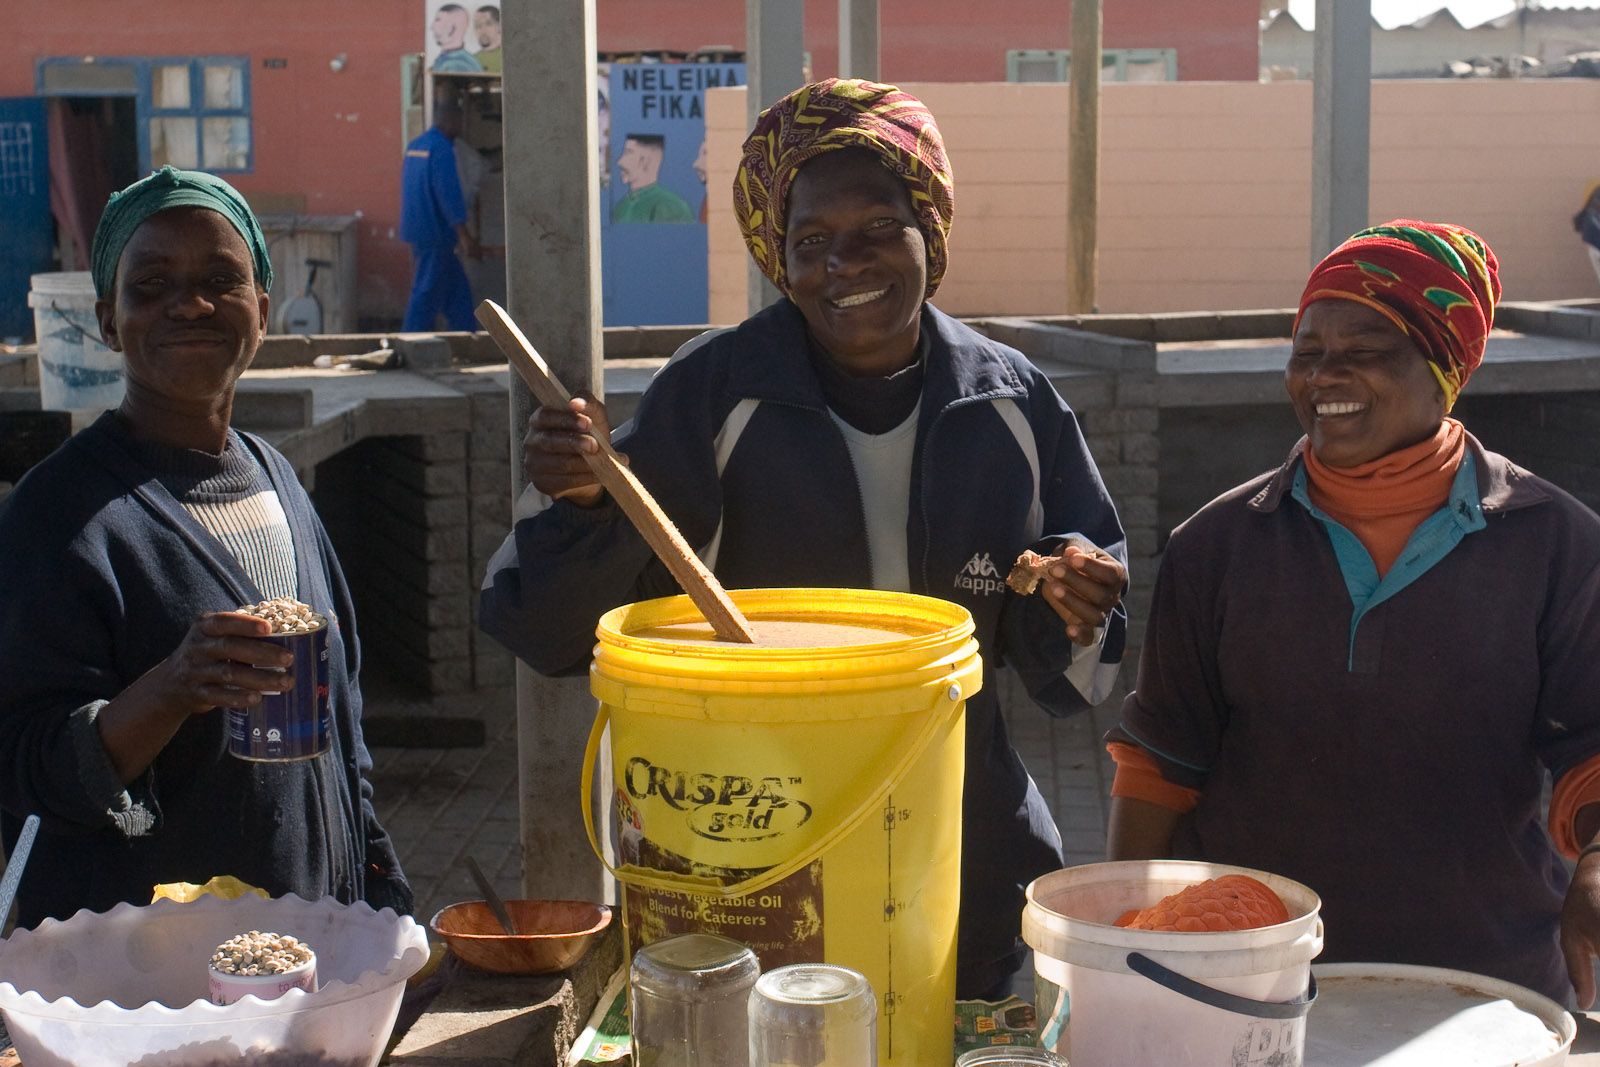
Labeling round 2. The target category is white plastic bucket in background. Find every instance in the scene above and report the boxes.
[28,272,123,416]
[1022,860,1324,1067]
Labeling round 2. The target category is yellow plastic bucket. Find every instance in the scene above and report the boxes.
[582,588,981,1067]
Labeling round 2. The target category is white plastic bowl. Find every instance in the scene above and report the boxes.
[0,893,428,1067]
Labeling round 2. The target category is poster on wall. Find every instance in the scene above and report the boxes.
[424,0,501,75]
[602,61,744,326]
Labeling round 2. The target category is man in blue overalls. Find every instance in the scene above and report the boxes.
[401,96,480,331]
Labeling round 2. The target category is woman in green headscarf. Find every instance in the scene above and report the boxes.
[0,167,411,924]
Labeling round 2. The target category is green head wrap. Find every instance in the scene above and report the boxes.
[90,166,273,300]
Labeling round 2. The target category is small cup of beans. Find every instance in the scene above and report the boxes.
[207,930,317,1005]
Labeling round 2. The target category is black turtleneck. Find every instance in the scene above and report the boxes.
[805,331,928,435]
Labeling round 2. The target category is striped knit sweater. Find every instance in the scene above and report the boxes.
[131,426,298,601]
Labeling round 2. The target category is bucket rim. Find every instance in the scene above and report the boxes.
[27,272,97,303]
[1309,962,1576,1064]
[595,588,976,664]
[1024,860,1323,948]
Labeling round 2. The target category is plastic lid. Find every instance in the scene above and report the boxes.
[955,1048,1068,1066]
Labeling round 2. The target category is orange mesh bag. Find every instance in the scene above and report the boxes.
[1114,875,1290,933]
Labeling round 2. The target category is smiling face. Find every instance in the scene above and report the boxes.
[782,149,928,377]
[96,207,267,422]
[1286,299,1447,468]
[433,6,467,50]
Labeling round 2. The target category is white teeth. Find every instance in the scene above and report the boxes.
[1316,402,1365,416]
[831,288,887,308]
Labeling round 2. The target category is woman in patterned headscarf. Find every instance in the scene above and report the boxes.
[1104,220,1600,1009]
[0,166,411,926]
[487,80,1130,1002]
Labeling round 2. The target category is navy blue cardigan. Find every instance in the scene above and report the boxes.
[0,413,411,925]
[480,300,1126,994]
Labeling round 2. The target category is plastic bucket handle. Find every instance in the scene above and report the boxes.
[1126,951,1318,1020]
[49,300,103,346]
[581,676,967,900]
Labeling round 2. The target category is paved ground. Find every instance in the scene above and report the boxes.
[367,671,1120,925]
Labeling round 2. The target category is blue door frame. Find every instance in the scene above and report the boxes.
[0,97,52,341]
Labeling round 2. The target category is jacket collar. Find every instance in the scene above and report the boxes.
[1247,430,1549,515]
[725,300,1028,413]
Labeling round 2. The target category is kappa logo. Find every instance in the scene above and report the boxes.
[954,552,1006,596]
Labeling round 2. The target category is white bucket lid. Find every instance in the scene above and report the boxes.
[1305,963,1575,1067]
[27,272,96,306]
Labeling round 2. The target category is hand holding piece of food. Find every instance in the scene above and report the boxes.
[524,394,624,508]
[1008,544,1126,647]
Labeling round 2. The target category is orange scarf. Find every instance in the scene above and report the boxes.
[1303,419,1467,578]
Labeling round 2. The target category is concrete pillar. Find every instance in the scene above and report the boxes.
[1066,0,1101,315]
[746,0,806,316]
[1310,0,1371,262]
[501,0,610,902]
[838,0,879,81]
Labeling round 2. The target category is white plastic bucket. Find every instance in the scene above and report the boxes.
[27,271,123,415]
[1022,860,1324,1067]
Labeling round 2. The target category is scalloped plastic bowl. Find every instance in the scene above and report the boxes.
[0,893,429,1067]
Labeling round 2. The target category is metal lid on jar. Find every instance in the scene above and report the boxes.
[955,1047,1068,1066]
[630,933,760,996]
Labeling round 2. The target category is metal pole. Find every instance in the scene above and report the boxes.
[746,0,806,316]
[838,0,880,81]
[502,0,609,902]
[1310,0,1371,262]
[1066,0,1101,315]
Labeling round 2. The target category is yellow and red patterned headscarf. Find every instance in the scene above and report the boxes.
[734,78,955,299]
[1296,220,1501,410]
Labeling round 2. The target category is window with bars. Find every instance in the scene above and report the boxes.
[149,59,251,171]
[37,56,252,174]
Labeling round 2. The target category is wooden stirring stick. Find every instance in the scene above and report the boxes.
[476,300,757,644]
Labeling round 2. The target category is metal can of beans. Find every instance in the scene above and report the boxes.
[226,618,332,762]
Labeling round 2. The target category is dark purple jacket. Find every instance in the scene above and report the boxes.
[1116,437,1600,1003]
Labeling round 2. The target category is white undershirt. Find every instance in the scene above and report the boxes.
[830,408,919,592]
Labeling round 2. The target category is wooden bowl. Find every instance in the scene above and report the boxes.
[428,899,612,975]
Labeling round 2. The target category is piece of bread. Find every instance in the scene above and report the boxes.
[1006,549,1054,595]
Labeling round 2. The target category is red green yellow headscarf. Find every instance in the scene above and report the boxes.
[1296,220,1500,411]
[734,78,955,299]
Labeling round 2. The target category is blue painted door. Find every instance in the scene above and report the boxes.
[0,98,53,341]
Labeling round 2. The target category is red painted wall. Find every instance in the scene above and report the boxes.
[598,0,1262,83]
[10,1,1259,325]
[9,0,418,323]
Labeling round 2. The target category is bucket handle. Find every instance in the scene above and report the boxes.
[49,300,105,347]
[580,677,968,900]
[1125,951,1318,1020]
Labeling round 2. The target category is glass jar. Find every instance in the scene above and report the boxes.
[749,964,876,1067]
[630,933,761,1067]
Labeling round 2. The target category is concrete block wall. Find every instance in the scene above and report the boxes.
[315,434,477,696]
[447,371,517,692]
[311,404,513,698]
[1453,392,1600,516]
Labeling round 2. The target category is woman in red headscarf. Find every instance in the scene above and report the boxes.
[481,79,1128,998]
[1106,221,1600,1005]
